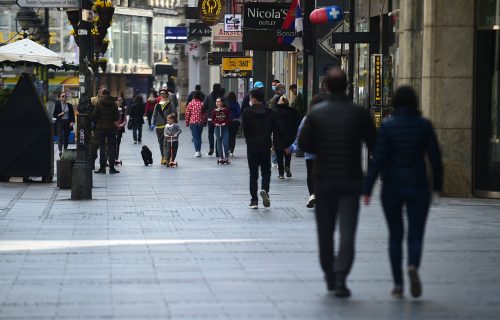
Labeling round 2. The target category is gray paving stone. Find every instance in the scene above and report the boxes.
[0,121,499,319]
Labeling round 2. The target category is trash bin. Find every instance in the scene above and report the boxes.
[57,149,77,189]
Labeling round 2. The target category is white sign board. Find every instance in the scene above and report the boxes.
[224,14,242,32]
[17,0,80,8]
[212,23,242,43]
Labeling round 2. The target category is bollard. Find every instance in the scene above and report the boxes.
[56,149,77,189]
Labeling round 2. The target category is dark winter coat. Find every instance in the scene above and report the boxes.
[202,91,221,119]
[129,101,145,126]
[242,103,282,151]
[91,95,119,131]
[363,106,443,195]
[298,94,375,190]
[53,101,75,123]
[272,103,299,149]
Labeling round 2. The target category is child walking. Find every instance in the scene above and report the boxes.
[163,113,182,167]
[211,97,230,164]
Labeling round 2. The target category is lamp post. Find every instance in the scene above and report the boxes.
[71,0,93,200]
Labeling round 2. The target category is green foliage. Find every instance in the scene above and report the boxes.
[0,87,12,113]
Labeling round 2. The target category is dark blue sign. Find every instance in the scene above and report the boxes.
[165,27,188,44]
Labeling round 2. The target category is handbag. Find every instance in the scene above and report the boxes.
[127,118,133,130]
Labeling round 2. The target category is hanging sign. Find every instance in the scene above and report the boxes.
[242,3,294,51]
[224,14,242,32]
[212,23,242,43]
[165,27,188,44]
[189,23,212,40]
[16,0,80,8]
[207,51,245,65]
[221,57,253,78]
[198,0,225,26]
[371,54,382,107]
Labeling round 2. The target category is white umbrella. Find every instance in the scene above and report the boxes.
[0,38,64,67]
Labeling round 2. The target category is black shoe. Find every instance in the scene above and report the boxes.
[392,285,404,299]
[249,200,258,209]
[334,283,351,298]
[94,168,106,174]
[408,266,422,298]
[109,168,120,174]
[284,167,292,177]
[325,273,336,292]
[208,149,214,156]
[260,190,270,207]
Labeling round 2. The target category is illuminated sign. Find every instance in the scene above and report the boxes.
[221,57,253,78]
[198,0,225,26]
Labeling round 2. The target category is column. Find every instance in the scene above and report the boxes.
[421,0,475,196]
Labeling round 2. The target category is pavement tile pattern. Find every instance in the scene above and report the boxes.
[0,122,499,319]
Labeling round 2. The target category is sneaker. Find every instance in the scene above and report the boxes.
[109,168,120,174]
[392,285,404,299]
[284,167,292,177]
[307,194,316,208]
[408,266,422,298]
[260,190,270,207]
[134,141,137,144]
[229,152,234,157]
[94,168,106,174]
[278,175,284,179]
[195,151,201,157]
[249,200,258,209]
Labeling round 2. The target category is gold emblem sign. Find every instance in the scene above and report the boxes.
[199,0,225,26]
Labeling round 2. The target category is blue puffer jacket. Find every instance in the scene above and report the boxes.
[363,106,443,195]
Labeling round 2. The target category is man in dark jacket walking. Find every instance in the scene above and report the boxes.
[272,96,299,179]
[187,84,206,105]
[298,69,375,297]
[242,89,283,209]
[203,83,223,155]
[91,89,119,174]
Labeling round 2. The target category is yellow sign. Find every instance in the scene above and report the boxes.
[199,0,225,26]
[221,57,253,78]
[373,54,382,106]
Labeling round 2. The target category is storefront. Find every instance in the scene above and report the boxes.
[474,0,500,197]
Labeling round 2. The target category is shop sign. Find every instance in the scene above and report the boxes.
[189,23,212,39]
[221,57,253,78]
[242,2,295,51]
[165,27,188,44]
[243,3,289,29]
[207,51,245,65]
[371,54,382,107]
[17,0,80,8]
[212,23,242,43]
[198,0,225,26]
[476,0,500,29]
[224,14,242,32]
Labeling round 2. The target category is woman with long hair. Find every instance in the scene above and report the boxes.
[226,91,241,156]
[363,86,443,299]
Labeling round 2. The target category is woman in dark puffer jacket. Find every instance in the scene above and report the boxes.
[363,86,443,299]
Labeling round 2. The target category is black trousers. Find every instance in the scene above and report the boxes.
[247,147,271,201]
[315,179,360,281]
[306,159,315,195]
[208,121,215,151]
[56,119,71,152]
[228,120,240,153]
[97,129,116,168]
[275,147,291,176]
[115,130,123,160]
[146,110,153,126]
[164,140,179,162]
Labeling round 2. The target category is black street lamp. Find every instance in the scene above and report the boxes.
[71,0,93,200]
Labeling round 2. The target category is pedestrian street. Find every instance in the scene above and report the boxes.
[0,124,499,319]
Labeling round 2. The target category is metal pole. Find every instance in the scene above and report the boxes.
[71,0,93,200]
[44,8,49,104]
[348,0,355,100]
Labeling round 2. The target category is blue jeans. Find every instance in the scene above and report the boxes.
[190,124,203,152]
[214,125,229,158]
[381,184,431,286]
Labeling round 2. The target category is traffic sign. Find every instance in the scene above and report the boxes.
[221,57,252,78]
[16,0,80,8]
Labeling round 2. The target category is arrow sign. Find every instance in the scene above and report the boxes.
[16,0,80,8]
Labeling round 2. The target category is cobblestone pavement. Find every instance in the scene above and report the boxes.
[1,123,499,319]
